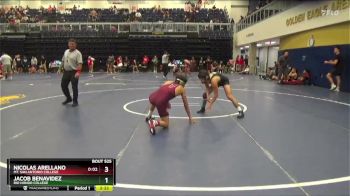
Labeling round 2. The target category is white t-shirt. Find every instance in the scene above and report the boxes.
[62,49,83,71]
[0,54,12,65]
[162,54,169,64]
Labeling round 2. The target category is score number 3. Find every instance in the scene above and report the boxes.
[104,166,109,184]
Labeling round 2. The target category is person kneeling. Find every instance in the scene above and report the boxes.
[146,74,195,135]
[281,69,310,85]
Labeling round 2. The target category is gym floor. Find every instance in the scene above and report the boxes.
[0,72,349,196]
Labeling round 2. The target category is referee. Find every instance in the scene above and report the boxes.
[61,38,83,107]
[162,51,170,79]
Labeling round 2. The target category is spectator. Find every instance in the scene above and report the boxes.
[244,55,249,68]
[132,58,139,72]
[205,56,212,71]
[198,57,204,70]
[0,53,13,80]
[324,46,344,92]
[287,67,298,80]
[14,54,22,73]
[1,6,229,24]
[266,66,278,80]
[234,55,241,72]
[0,62,3,80]
[87,56,95,74]
[124,56,130,71]
[106,55,115,74]
[151,55,158,73]
[185,2,192,12]
[273,61,279,77]
[162,51,170,78]
[239,65,250,75]
[218,60,224,73]
[11,55,16,73]
[111,26,117,33]
[281,69,311,85]
[238,55,245,72]
[38,55,47,74]
[29,56,38,74]
[89,9,98,22]
[142,55,150,68]
[21,55,30,73]
[184,59,191,74]
[190,56,197,72]
[226,59,235,73]
[209,19,214,30]
[211,60,218,72]
[114,55,123,73]
[135,10,142,22]
[48,5,53,13]
[265,61,278,80]
[170,60,179,75]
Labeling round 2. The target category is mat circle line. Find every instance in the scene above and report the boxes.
[123,97,247,119]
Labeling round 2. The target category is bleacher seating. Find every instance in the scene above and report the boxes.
[0,7,229,23]
[0,5,232,72]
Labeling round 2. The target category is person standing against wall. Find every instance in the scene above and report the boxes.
[324,46,344,92]
[61,38,83,107]
[277,51,289,83]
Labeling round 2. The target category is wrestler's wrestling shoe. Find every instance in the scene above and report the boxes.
[237,110,244,119]
[145,115,155,122]
[197,108,205,114]
[148,119,157,135]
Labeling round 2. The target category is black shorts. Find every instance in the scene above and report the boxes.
[331,67,343,76]
[218,75,230,87]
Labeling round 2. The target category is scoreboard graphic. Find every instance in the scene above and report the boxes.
[7,158,115,191]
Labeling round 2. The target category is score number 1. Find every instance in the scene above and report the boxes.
[104,166,110,184]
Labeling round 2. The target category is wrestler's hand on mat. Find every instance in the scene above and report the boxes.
[206,102,212,111]
[189,117,197,124]
[206,98,213,111]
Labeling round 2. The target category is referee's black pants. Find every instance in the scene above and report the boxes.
[163,63,169,77]
[61,70,79,103]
